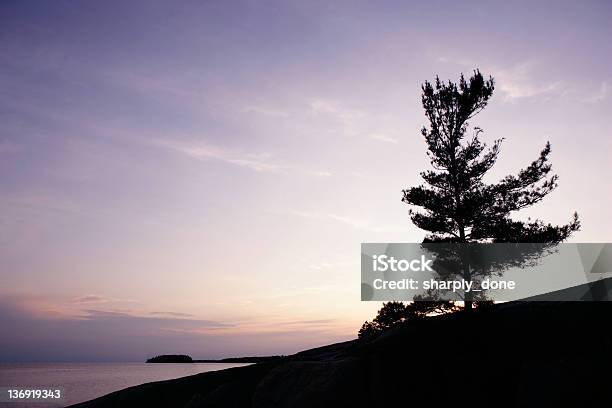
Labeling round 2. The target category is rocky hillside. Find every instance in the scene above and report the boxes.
[71,301,612,408]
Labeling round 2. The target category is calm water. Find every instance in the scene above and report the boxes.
[0,362,248,407]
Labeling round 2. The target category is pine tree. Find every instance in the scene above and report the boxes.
[402,70,580,310]
[358,301,458,338]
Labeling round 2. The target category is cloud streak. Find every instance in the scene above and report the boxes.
[496,63,563,101]
[71,295,109,304]
[155,139,285,173]
[582,81,610,103]
[368,133,398,144]
[435,57,567,102]
[289,210,405,233]
[155,138,334,178]
[0,295,354,362]
[150,311,196,318]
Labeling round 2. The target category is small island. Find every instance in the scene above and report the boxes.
[146,354,193,363]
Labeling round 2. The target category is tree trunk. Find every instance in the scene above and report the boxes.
[459,239,473,313]
[463,256,473,313]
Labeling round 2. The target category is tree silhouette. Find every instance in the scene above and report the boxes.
[358,301,459,338]
[402,70,580,311]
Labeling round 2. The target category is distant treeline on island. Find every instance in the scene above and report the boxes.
[146,355,193,363]
[146,354,283,363]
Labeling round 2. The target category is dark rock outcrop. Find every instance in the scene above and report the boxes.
[71,302,612,408]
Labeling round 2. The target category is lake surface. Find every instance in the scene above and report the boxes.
[0,362,249,407]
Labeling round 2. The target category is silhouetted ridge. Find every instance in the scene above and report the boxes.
[72,300,612,408]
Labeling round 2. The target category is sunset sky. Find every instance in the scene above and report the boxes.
[1,0,611,361]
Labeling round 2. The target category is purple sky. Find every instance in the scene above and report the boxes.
[1,0,611,361]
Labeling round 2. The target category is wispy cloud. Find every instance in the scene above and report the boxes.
[156,139,285,173]
[308,99,400,144]
[368,133,398,144]
[308,170,333,177]
[496,63,563,101]
[79,309,231,328]
[310,98,361,120]
[150,311,195,318]
[289,210,405,233]
[0,295,354,361]
[155,139,334,177]
[71,295,109,304]
[242,105,289,118]
[309,98,363,136]
[582,81,610,103]
[70,295,137,305]
[308,260,359,271]
[435,57,565,102]
[327,214,405,233]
